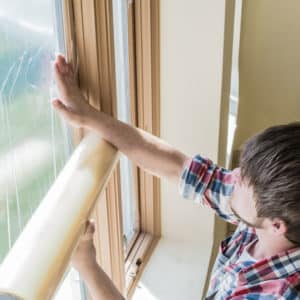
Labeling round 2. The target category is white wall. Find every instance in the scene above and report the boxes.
[133,1,227,299]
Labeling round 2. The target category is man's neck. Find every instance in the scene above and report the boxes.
[249,230,296,260]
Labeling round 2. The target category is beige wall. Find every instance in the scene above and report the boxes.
[133,1,228,299]
[234,0,300,148]
[133,1,300,299]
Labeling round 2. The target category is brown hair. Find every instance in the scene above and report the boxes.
[239,122,300,245]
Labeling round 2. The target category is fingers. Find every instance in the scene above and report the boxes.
[85,219,95,234]
[80,220,95,242]
[55,54,74,76]
[57,54,67,65]
[53,63,68,100]
[53,55,75,107]
[54,55,65,74]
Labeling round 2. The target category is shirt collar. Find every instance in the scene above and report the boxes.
[238,245,300,285]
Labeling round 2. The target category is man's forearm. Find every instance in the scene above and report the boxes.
[80,262,124,300]
[53,55,188,182]
[87,110,188,182]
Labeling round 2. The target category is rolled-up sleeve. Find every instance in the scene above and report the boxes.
[179,154,239,225]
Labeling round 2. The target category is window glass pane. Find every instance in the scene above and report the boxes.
[226,0,242,167]
[0,0,86,298]
[0,0,70,263]
[112,0,139,253]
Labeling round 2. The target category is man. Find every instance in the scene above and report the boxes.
[52,54,300,299]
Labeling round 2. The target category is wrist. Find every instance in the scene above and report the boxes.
[84,108,101,130]
[76,257,99,278]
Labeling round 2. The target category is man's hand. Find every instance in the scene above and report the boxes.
[71,220,97,276]
[52,54,97,128]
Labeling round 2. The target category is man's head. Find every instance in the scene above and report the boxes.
[229,122,300,245]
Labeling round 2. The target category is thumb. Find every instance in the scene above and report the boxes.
[51,98,73,119]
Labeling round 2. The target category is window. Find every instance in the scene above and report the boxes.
[0,0,86,298]
[68,0,160,297]
[0,0,160,298]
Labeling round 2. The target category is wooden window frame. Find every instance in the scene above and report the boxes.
[0,0,159,298]
[63,0,160,298]
[125,0,160,298]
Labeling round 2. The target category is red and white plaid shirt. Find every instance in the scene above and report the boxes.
[179,154,300,300]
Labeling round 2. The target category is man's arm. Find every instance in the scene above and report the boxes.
[90,112,188,181]
[71,220,125,300]
[52,54,188,183]
[81,263,124,300]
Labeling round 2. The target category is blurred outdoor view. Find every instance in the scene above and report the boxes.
[0,0,71,261]
[0,1,86,299]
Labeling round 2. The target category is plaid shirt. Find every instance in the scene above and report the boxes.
[179,154,300,300]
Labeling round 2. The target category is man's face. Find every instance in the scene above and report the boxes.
[229,168,265,229]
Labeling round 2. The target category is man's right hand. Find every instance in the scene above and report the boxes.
[71,220,97,276]
[52,54,97,128]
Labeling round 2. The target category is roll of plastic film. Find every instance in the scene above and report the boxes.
[0,134,119,300]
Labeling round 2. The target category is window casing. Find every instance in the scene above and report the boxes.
[67,0,160,297]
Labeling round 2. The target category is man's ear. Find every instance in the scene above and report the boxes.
[269,218,287,235]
